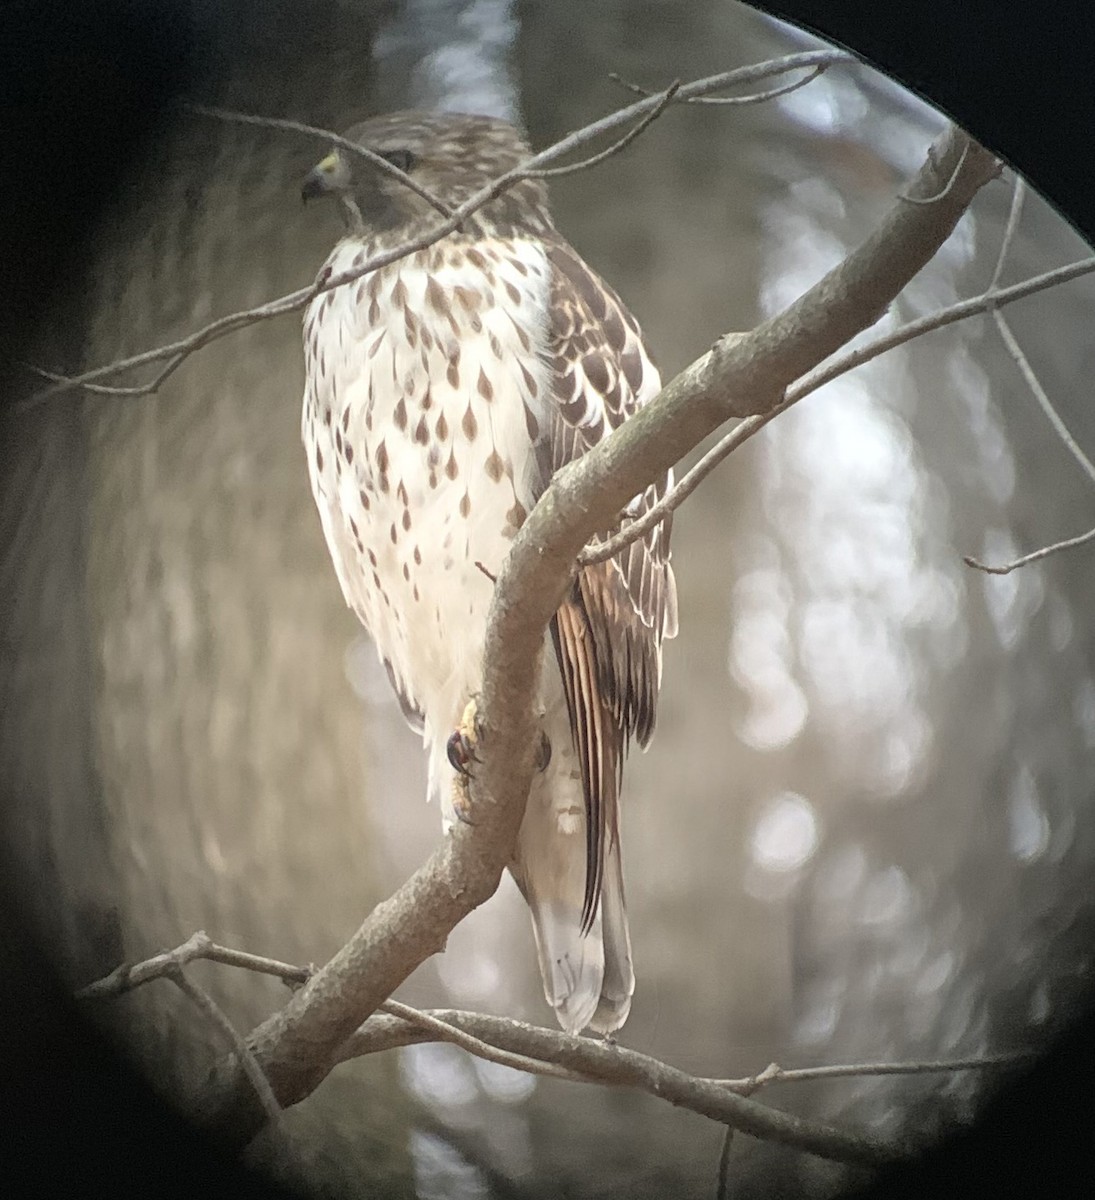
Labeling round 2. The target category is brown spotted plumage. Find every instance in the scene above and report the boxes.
[301,111,676,1034]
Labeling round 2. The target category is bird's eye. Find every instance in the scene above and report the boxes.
[380,148,417,173]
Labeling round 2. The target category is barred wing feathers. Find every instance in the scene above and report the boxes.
[539,239,678,931]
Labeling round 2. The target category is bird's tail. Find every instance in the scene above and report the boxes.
[515,800,634,1036]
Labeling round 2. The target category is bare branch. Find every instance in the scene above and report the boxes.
[984,176,1095,486]
[992,308,1095,486]
[964,524,1095,574]
[77,930,219,997]
[525,80,681,179]
[184,103,455,218]
[583,250,1095,568]
[24,51,848,406]
[954,172,1095,575]
[341,1009,908,1166]
[898,141,970,205]
[18,265,335,412]
[799,256,1095,395]
[346,1007,1032,1095]
[716,1126,735,1200]
[169,966,284,1130]
[22,356,189,399]
[81,934,1032,1168]
[344,1009,1035,1165]
[609,62,832,106]
[379,999,592,1083]
[76,930,310,999]
[989,174,1026,292]
[712,1052,1035,1091]
[187,123,1000,1147]
[81,935,1030,1100]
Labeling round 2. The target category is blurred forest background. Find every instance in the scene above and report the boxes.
[3,1,1095,1197]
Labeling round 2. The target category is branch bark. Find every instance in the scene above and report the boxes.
[345,1014,904,1167]
[83,934,1030,1167]
[340,1010,1027,1167]
[192,124,1000,1146]
[582,254,1095,567]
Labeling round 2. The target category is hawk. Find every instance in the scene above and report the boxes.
[300,111,677,1035]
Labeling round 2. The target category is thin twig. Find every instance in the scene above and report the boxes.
[609,64,828,106]
[168,966,284,1128]
[716,1126,735,1200]
[343,1008,1035,1166]
[80,930,1036,1169]
[796,257,1095,396]
[83,938,1031,1103]
[345,1007,1038,1098]
[24,51,846,407]
[962,172,1095,572]
[898,142,972,205]
[19,265,332,412]
[77,930,217,997]
[380,999,593,1083]
[24,354,190,400]
[580,256,1095,567]
[76,930,310,999]
[352,1013,907,1166]
[992,309,1095,485]
[185,103,454,218]
[964,524,1095,574]
[711,1052,1035,1091]
[989,174,1026,292]
[985,175,1095,486]
[526,81,681,179]
[199,944,312,988]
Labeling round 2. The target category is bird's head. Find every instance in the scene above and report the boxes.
[301,110,551,237]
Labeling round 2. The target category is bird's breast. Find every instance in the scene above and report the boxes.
[301,236,554,726]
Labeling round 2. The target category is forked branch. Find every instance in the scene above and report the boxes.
[82,933,1032,1168]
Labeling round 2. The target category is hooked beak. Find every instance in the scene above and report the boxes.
[301,151,344,203]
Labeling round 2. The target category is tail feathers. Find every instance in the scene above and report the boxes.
[529,900,605,1035]
[522,835,634,1036]
[590,836,634,1033]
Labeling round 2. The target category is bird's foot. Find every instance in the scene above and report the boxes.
[446,697,481,776]
[446,702,550,821]
[447,697,481,825]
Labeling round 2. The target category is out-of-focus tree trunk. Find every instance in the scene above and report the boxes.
[4,2,421,1192]
[6,3,1095,1198]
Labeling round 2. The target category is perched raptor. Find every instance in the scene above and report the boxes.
[300,111,677,1035]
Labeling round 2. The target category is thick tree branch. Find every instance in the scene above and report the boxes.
[180,123,1000,1147]
[582,254,1095,566]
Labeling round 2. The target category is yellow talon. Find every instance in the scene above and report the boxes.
[447,697,481,824]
